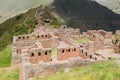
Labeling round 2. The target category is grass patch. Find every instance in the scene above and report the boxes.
[0,45,12,68]
[76,38,90,43]
[34,60,120,80]
[0,68,19,80]
[52,47,57,56]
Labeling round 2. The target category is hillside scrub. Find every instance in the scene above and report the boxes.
[0,7,39,51]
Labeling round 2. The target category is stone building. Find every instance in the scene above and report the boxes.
[83,30,112,40]
[12,25,87,64]
[82,30,113,50]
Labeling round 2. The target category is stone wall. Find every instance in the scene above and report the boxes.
[90,34,101,42]
[29,49,52,63]
[57,47,80,60]
[57,47,89,60]
[24,58,92,80]
[41,38,59,48]
[104,32,112,39]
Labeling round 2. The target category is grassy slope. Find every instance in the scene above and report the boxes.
[0,0,54,23]
[0,45,12,68]
[35,60,120,80]
[0,68,19,80]
[0,7,39,51]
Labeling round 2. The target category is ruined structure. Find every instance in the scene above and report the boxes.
[12,25,87,64]
[113,30,120,53]
[82,30,113,52]
[12,24,116,80]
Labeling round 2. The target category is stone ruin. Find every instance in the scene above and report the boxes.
[12,25,83,64]
[12,25,116,80]
[113,30,120,53]
[83,30,112,41]
[116,30,120,36]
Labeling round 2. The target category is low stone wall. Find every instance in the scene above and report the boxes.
[12,53,22,64]
[24,58,93,80]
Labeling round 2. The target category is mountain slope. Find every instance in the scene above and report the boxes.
[1,0,120,51]
[0,0,54,23]
[0,7,39,51]
[52,0,120,31]
[0,6,60,51]
[98,0,120,14]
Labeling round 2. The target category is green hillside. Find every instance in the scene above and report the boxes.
[0,7,39,51]
[0,6,39,67]
[0,6,60,53]
[0,0,54,23]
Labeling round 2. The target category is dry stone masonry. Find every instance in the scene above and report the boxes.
[12,24,119,80]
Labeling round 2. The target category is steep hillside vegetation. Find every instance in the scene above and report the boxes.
[0,7,39,51]
[0,0,54,23]
[0,6,60,52]
[52,0,120,32]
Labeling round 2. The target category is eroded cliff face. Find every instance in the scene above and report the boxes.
[52,0,120,32]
